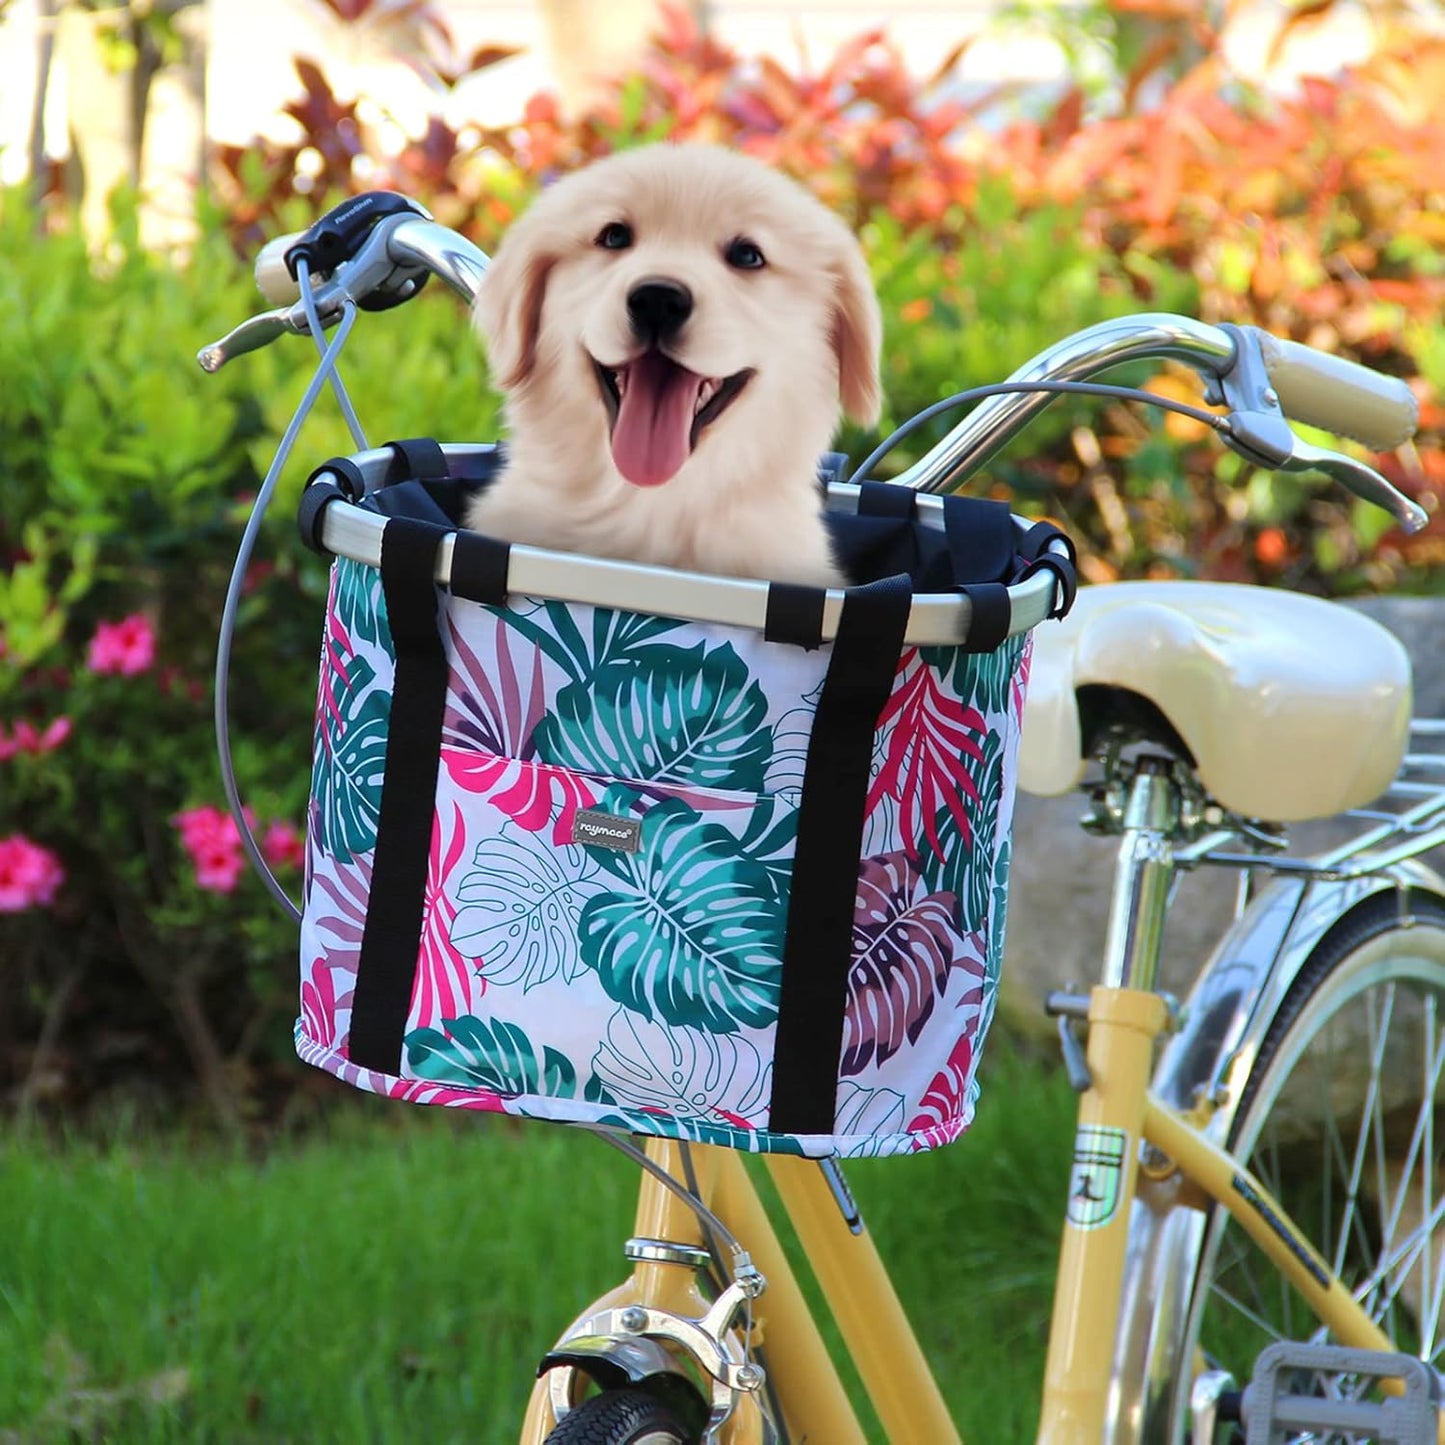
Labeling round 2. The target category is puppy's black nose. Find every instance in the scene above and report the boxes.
[627,279,693,342]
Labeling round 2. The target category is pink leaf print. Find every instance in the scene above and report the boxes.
[316,603,356,755]
[385,1077,508,1111]
[301,957,355,1049]
[309,850,372,962]
[842,853,967,1076]
[444,613,547,758]
[867,650,987,862]
[441,749,598,844]
[412,802,476,1027]
[907,1031,974,1137]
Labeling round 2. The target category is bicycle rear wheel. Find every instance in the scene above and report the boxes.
[1163,891,1445,1442]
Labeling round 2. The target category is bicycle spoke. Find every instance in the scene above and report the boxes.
[1210,1279,1288,1344]
[1333,985,1395,1279]
[1378,1008,1445,1258]
[1353,1194,1445,1319]
[1422,992,1436,1350]
[1215,1229,1275,1329]
[1423,1213,1445,1360]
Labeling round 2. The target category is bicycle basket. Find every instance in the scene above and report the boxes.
[294,440,1075,1159]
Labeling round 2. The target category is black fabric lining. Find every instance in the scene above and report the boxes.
[350,471,1027,594]
[346,518,451,1074]
[766,573,914,1136]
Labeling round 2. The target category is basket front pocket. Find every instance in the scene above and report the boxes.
[398,749,801,1130]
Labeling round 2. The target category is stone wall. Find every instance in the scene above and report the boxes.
[999,596,1444,1024]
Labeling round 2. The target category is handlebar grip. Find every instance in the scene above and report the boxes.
[255,232,304,306]
[1250,329,1418,451]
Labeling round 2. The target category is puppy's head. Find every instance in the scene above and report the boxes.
[475,143,881,491]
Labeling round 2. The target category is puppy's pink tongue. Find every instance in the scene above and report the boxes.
[611,352,705,487]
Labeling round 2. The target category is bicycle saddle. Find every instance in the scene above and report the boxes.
[1018,580,1412,822]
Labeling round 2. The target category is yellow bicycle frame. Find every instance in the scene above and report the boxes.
[519,978,1429,1443]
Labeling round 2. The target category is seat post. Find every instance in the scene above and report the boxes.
[1100,757,1180,993]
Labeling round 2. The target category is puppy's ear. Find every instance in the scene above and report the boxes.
[830,241,883,426]
[474,222,554,391]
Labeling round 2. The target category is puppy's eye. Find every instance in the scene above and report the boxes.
[725,238,766,270]
[595,222,634,251]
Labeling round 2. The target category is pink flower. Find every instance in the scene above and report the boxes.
[261,820,306,872]
[87,614,156,676]
[0,835,66,912]
[173,804,247,894]
[193,844,245,893]
[0,717,72,760]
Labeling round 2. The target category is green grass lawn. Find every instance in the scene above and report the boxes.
[0,1049,1076,1443]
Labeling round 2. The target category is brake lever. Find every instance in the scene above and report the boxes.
[197,212,435,373]
[1222,408,1428,534]
[1280,435,1429,534]
[197,307,308,372]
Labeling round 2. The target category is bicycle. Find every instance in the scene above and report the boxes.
[201,191,1445,1444]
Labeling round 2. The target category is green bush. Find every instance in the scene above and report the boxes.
[0,190,498,1126]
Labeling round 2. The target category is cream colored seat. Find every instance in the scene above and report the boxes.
[1018,580,1412,822]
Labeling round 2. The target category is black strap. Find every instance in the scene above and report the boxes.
[382,437,448,486]
[857,479,917,519]
[764,583,827,650]
[943,495,1015,583]
[960,582,1011,652]
[1022,518,1076,566]
[1020,555,1077,619]
[450,529,512,605]
[307,455,367,502]
[1020,519,1078,618]
[347,519,451,1073]
[297,477,346,555]
[767,573,913,1137]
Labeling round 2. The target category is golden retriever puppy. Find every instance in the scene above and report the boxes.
[465,143,882,587]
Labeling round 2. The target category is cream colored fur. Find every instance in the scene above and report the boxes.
[465,143,882,587]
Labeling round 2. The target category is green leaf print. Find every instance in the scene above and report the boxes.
[924,634,1025,717]
[405,1015,577,1098]
[578,794,786,1033]
[311,653,390,864]
[920,728,1003,932]
[533,641,771,792]
[333,557,391,653]
[988,838,1012,989]
[499,601,682,685]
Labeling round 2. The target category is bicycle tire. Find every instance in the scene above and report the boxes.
[542,1388,695,1445]
[1155,890,1445,1443]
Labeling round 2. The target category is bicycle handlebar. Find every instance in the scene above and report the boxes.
[198,198,1428,533]
[1251,330,1419,452]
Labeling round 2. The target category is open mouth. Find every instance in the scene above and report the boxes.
[592,351,753,487]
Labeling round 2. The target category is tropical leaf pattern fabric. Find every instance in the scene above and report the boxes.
[298,554,1033,1158]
